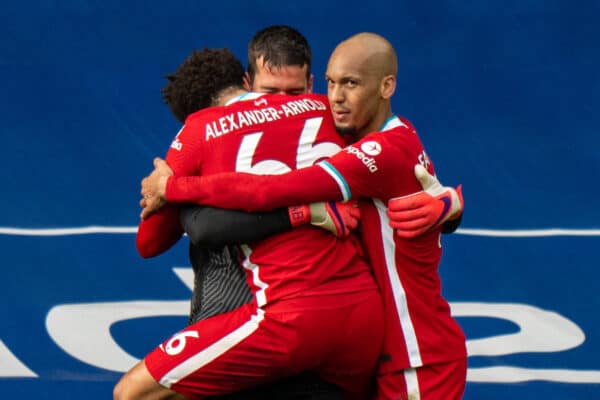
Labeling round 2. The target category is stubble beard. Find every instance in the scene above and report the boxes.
[335,125,360,143]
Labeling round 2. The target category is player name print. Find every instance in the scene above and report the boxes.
[205,97,327,140]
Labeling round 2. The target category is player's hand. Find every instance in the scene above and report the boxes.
[387,164,463,239]
[139,158,173,219]
[309,200,360,238]
[151,157,173,179]
[288,201,361,237]
[310,200,361,238]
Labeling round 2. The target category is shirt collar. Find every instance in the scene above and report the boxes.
[225,92,265,106]
[380,114,407,131]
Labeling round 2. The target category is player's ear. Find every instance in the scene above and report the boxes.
[380,75,396,100]
[307,73,314,93]
[243,72,252,91]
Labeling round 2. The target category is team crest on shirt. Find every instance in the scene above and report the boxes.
[360,141,382,156]
[345,141,381,173]
[170,138,182,151]
[170,125,184,151]
[254,98,268,106]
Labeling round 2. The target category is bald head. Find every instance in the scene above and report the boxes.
[326,32,398,139]
[332,32,398,78]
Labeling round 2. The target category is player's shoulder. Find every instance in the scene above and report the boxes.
[397,116,417,132]
[355,115,423,153]
[184,106,222,126]
[382,115,417,134]
[375,115,419,141]
[358,115,414,140]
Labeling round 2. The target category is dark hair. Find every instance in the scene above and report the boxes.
[162,48,245,123]
[247,25,312,82]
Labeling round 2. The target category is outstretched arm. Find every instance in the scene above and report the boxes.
[167,166,343,211]
[179,205,292,248]
[142,160,359,245]
[139,161,343,217]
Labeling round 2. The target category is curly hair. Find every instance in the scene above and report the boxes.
[247,25,312,81]
[161,48,245,123]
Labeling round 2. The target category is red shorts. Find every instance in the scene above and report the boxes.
[375,357,467,400]
[145,290,384,400]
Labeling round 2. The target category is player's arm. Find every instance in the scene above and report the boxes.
[179,205,291,247]
[180,201,360,247]
[141,156,356,249]
[136,204,184,258]
[142,136,387,214]
[163,164,344,212]
[138,160,295,245]
[136,124,200,258]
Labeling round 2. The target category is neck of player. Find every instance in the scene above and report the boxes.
[215,87,248,106]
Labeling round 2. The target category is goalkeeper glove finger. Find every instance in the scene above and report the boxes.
[414,164,463,221]
[310,200,360,238]
[387,164,463,239]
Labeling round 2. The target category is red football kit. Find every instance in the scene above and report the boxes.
[138,93,384,399]
[166,115,468,399]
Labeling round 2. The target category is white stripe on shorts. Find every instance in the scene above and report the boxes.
[159,308,265,388]
[403,368,421,399]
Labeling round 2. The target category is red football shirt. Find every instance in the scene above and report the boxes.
[137,93,377,306]
[166,115,467,368]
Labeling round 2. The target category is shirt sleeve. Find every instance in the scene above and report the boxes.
[179,205,293,248]
[319,129,424,201]
[136,123,202,257]
[136,204,184,258]
[166,165,344,211]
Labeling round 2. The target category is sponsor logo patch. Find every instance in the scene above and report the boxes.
[361,140,382,156]
[345,143,380,172]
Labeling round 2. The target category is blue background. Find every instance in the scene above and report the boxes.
[1,1,598,398]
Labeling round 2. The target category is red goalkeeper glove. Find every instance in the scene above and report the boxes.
[288,200,360,238]
[387,164,463,239]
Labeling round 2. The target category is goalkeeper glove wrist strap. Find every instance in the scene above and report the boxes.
[288,205,311,227]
